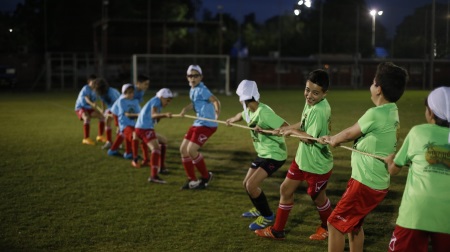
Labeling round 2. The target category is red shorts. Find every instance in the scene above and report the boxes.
[75,108,95,120]
[388,225,450,252]
[328,178,387,234]
[183,126,217,146]
[122,126,135,142]
[286,160,332,198]
[135,128,157,144]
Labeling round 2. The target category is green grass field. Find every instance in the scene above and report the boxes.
[0,89,429,251]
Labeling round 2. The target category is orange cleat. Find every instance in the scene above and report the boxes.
[309,226,328,240]
[82,138,95,145]
[254,226,285,240]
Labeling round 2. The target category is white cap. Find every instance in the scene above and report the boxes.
[428,86,450,122]
[156,88,173,98]
[187,65,202,75]
[236,80,260,102]
[121,83,134,94]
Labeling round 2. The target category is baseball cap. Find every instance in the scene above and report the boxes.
[121,83,134,94]
[156,88,173,98]
[428,86,450,123]
[236,80,260,102]
[186,65,202,75]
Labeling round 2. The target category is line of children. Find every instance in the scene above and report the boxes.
[226,80,288,231]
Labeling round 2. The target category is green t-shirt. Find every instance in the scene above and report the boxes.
[242,102,287,161]
[352,103,399,189]
[294,99,333,174]
[394,124,450,234]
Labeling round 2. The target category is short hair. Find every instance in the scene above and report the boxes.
[87,74,97,82]
[137,74,150,83]
[93,78,109,96]
[307,69,329,92]
[374,62,408,102]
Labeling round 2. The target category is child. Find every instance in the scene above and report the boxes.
[133,88,174,184]
[384,87,450,252]
[255,69,333,240]
[74,74,106,145]
[226,80,288,231]
[179,65,220,190]
[134,74,150,104]
[107,84,141,159]
[91,78,121,149]
[318,62,408,252]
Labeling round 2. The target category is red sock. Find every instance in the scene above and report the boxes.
[159,144,166,168]
[182,156,196,180]
[273,203,293,232]
[98,120,105,136]
[141,142,149,162]
[106,127,112,142]
[132,139,139,159]
[192,153,209,179]
[83,123,90,139]
[317,198,332,229]
[124,139,132,154]
[110,133,123,151]
[150,150,161,177]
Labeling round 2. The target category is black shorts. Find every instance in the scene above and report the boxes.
[250,157,286,176]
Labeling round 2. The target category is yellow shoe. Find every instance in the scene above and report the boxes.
[309,226,328,240]
[96,135,107,143]
[82,138,95,145]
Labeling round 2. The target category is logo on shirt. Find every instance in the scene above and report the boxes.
[198,134,208,144]
[423,142,450,168]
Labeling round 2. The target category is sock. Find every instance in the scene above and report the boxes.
[110,133,123,151]
[252,191,272,217]
[272,203,293,232]
[150,150,161,177]
[141,142,149,162]
[182,156,196,181]
[159,143,167,168]
[106,127,112,142]
[83,122,90,139]
[98,120,105,136]
[124,138,132,154]
[317,198,332,229]
[132,139,139,159]
[192,153,209,179]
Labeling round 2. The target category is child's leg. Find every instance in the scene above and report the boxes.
[147,139,161,178]
[348,227,365,252]
[272,178,300,232]
[328,223,346,252]
[159,143,166,168]
[180,139,196,181]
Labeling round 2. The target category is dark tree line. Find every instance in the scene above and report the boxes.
[0,0,448,59]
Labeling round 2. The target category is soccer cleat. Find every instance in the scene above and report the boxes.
[255,226,285,240]
[82,138,95,145]
[131,160,141,168]
[148,176,167,184]
[96,135,107,143]
[159,168,169,174]
[141,159,150,166]
[123,153,133,160]
[107,149,121,156]
[249,214,274,231]
[202,172,213,187]
[242,207,261,218]
[101,141,112,150]
[309,226,328,240]
[180,180,192,190]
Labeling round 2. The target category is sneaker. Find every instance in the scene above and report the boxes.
[180,180,192,190]
[101,141,112,150]
[242,207,261,218]
[249,214,274,231]
[131,160,141,168]
[82,138,95,145]
[309,226,328,240]
[141,159,150,166]
[148,176,167,184]
[188,180,206,190]
[123,153,133,160]
[201,172,213,187]
[107,149,121,156]
[255,226,285,240]
[159,168,169,174]
[96,135,107,143]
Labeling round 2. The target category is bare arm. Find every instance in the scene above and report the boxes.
[180,103,193,116]
[124,112,139,118]
[151,106,172,120]
[319,122,362,147]
[226,112,243,125]
[384,153,402,175]
[209,95,221,119]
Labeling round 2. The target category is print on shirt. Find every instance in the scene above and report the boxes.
[424,142,450,168]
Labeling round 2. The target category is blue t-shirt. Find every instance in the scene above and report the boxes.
[110,96,141,132]
[99,87,121,109]
[134,87,145,103]
[135,96,162,130]
[75,84,96,110]
[190,82,217,127]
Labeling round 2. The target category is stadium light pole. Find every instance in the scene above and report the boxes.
[370,9,383,51]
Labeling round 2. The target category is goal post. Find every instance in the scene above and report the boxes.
[131,54,231,95]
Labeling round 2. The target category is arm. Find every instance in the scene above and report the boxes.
[151,106,172,120]
[85,96,103,113]
[124,112,139,119]
[209,95,221,119]
[320,122,362,147]
[226,112,243,126]
[384,153,403,175]
[180,103,193,116]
